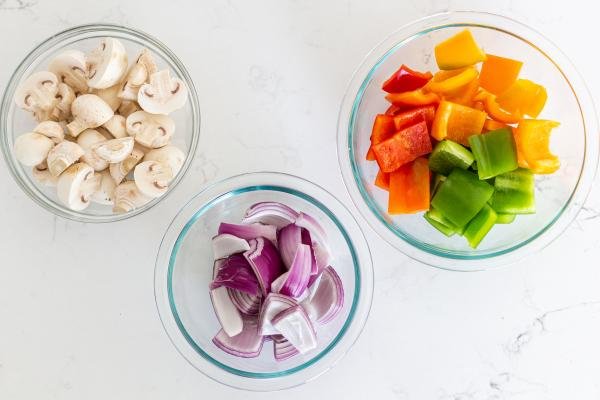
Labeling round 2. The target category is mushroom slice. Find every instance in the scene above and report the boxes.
[77,129,109,171]
[86,38,128,89]
[119,49,158,101]
[109,146,144,184]
[93,81,123,112]
[48,50,88,94]
[47,141,85,176]
[66,94,114,137]
[32,161,59,187]
[13,132,55,166]
[92,136,134,163]
[113,181,151,213]
[137,70,187,115]
[34,121,65,144]
[102,114,127,138]
[56,162,100,211]
[91,170,116,205]
[133,160,173,198]
[51,83,75,121]
[126,111,174,148]
[117,100,141,118]
[14,71,59,121]
[96,127,114,140]
[143,145,185,178]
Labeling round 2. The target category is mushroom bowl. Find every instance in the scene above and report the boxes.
[1,24,200,222]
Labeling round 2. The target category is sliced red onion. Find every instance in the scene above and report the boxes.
[258,293,298,336]
[210,286,243,337]
[271,305,317,354]
[210,254,259,296]
[212,259,226,280]
[218,222,277,245]
[212,234,251,259]
[274,337,300,361]
[270,271,288,293]
[242,202,299,228]
[212,316,264,358]
[303,266,344,324]
[278,224,318,273]
[228,288,261,315]
[278,244,312,298]
[295,212,327,243]
[244,237,284,296]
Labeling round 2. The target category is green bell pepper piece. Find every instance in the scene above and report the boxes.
[428,140,474,175]
[468,128,518,180]
[463,204,498,248]
[424,212,455,237]
[431,174,446,197]
[489,168,535,214]
[496,213,516,224]
[431,169,494,228]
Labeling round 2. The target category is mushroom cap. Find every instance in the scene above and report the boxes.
[86,38,128,89]
[113,181,151,213]
[143,145,186,178]
[66,94,114,137]
[92,136,134,163]
[133,160,173,198]
[51,83,76,121]
[47,141,85,176]
[13,132,55,166]
[119,49,158,101]
[14,71,59,121]
[137,69,187,115]
[56,162,100,211]
[125,110,174,148]
[48,49,88,94]
[93,81,123,112]
[77,129,109,171]
[33,121,65,144]
[102,114,127,138]
[109,146,144,184]
[91,170,117,205]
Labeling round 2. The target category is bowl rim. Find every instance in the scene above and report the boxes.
[0,23,201,223]
[153,172,374,391]
[336,11,599,270]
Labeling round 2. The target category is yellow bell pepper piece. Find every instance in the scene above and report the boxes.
[474,90,522,124]
[497,79,547,118]
[425,67,478,95]
[513,119,560,174]
[431,100,487,146]
[434,29,486,70]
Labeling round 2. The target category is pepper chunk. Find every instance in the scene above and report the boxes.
[489,168,535,214]
[468,128,518,179]
[479,54,523,95]
[444,77,480,106]
[463,204,498,248]
[366,114,395,160]
[497,79,547,118]
[382,65,433,94]
[434,29,486,70]
[386,89,440,107]
[388,157,430,214]
[393,105,436,131]
[425,67,478,95]
[374,169,390,191]
[372,120,432,173]
[513,119,560,174]
[483,119,510,132]
[428,139,474,175]
[431,100,486,146]
[431,168,494,228]
[476,91,522,124]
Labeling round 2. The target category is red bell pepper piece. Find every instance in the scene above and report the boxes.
[388,157,430,214]
[372,120,432,173]
[382,65,433,94]
[385,104,403,116]
[366,114,396,160]
[393,105,436,131]
[374,169,390,190]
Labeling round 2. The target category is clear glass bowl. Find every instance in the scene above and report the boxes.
[0,24,200,222]
[154,172,374,391]
[337,12,599,270]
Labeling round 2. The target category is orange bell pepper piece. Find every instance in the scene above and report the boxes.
[444,78,480,106]
[513,119,560,174]
[366,114,396,160]
[425,67,478,95]
[385,89,440,107]
[483,119,510,132]
[497,79,547,118]
[479,54,523,95]
[388,157,430,214]
[372,120,432,173]
[431,100,486,146]
[393,105,436,131]
[374,169,390,190]
[475,90,522,124]
[434,29,486,70]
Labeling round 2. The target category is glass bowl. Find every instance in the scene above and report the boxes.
[337,12,599,270]
[0,24,200,222]
[154,172,374,391]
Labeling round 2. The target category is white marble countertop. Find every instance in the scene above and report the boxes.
[1,0,599,398]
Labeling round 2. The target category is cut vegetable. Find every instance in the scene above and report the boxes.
[431,100,486,146]
[303,266,344,324]
[428,140,474,175]
[244,237,284,296]
[425,67,478,95]
[212,316,264,358]
[388,157,430,214]
[212,234,251,260]
[210,286,243,337]
[479,54,523,95]
[434,29,486,70]
[424,212,456,237]
[278,223,314,270]
[258,293,298,336]
[372,120,432,173]
[497,79,547,118]
[374,169,390,190]
[392,105,436,131]
[468,128,518,179]
[366,114,396,160]
[496,213,516,224]
[489,168,535,214]
[385,89,440,107]
[242,202,299,228]
[273,336,300,361]
[382,64,433,93]
[278,244,312,298]
[272,305,317,354]
[228,288,261,315]
[463,204,498,248]
[210,254,260,296]
[513,119,560,174]
[218,222,277,245]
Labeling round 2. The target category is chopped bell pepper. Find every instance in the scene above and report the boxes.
[372,120,432,173]
[434,29,486,70]
[489,168,535,214]
[496,213,516,224]
[428,139,474,175]
[386,89,440,107]
[475,91,522,124]
[374,169,390,190]
[444,77,480,106]
[431,100,486,146]
[497,79,547,118]
[479,54,523,95]
[393,105,436,131]
[424,209,456,237]
[483,119,510,132]
[431,168,494,228]
[463,204,498,248]
[468,128,518,179]
[388,157,430,214]
[513,119,560,174]
[425,67,479,95]
[385,104,403,116]
[382,65,433,93]
[366,114,395,160]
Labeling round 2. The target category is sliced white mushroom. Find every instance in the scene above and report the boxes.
[133,160,173,198]
[77,129,109,171]
[14,71,59,121]
[51,83,75,121]
[13,132,54,166]
[119,49,158,101]
[48,50,88,94]
[92,136,134,163]
[137,69,187,115]
[113,181,151,213]
[91,170,116,205]
[93,81,123,112]
[143,145,185,178]
[117,100,141,118]
[33,121,64,144]
[32,161,58,187]
[56,162,100,211]
[66,94,114,137]
[96,127,114,140]
[86,38,128,89]
[46,141,84,176]
[109,146,144,184]
[125,111,174,148]
[102,114,127,138]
